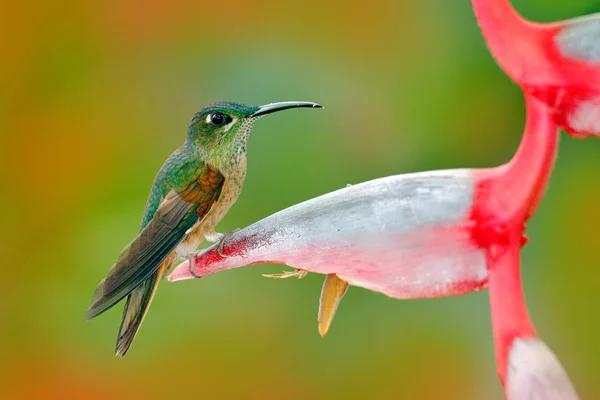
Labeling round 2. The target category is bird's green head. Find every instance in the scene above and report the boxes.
[187,101,322,157]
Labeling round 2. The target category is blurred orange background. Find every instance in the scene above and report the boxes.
[2,0,600,399]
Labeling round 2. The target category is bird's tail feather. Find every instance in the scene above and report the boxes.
[115,267,163,357]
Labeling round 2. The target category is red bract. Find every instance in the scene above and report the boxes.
[472,0,600,138]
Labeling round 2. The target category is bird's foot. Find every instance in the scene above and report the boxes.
[204,231,225,243]
[210,229,240,258]
[187,253,201,278]
[262,269,308,280]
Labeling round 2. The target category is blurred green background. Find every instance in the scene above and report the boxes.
[2,0,600,398]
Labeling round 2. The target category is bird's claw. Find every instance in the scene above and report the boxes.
[216,229,240,258]
[187,253,201,278]
[262,269,308,279]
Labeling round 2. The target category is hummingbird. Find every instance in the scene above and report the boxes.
[85,100,322,356]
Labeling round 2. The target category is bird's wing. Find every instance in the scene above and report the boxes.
[85,165,224,320]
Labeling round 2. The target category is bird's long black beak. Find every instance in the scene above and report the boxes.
[248,101,323,118]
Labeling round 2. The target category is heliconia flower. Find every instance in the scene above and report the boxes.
[168,1,598,396]
[170,92,578,397]
[471,0,600,138]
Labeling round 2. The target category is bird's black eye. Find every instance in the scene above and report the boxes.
[209,112,229,127]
